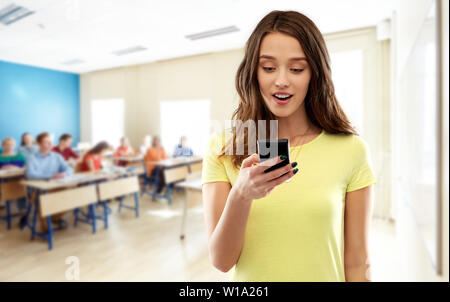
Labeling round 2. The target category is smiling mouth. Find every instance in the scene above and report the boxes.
[272,93,293,101]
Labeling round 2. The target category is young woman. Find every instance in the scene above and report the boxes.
[17,133,38,159]
[114,137,134,166]
[202,11,376,282]
[144,135,167,194]
[81,141,110,172]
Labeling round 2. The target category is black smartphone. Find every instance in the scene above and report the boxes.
[257,138,290,174]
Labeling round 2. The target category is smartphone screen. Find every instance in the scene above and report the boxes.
[257,139,290,174]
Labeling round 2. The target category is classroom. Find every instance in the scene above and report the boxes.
[0,0,448,284]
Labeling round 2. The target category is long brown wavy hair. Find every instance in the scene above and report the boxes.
[220,10,357,169]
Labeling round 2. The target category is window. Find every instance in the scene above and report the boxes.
[330,49,364,133]
[160,99,210,156]
[91,99,124,148]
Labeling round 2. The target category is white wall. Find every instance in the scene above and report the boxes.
[392,0,449,281]
[80,49,242,148]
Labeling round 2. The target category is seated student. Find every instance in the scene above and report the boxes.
[0,138,26,169]
[18,133,38,159]
[52,133,79,161]
[81,141,110,172]
[26,132,73,180]
[114,137,134,166]
[144,135,167,194]
[138,135,152,156]
[1,137,28,227]
[172,135,194,158]
[26,132,73,232]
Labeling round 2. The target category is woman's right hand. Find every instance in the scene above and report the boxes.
[230,153,298,202]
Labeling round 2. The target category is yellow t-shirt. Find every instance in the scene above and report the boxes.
[201,129,377,282]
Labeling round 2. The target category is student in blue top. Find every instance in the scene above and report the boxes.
[26,132,73,180]
[172,136,194,158]
[18,133,38,159]
[26,132,73,232]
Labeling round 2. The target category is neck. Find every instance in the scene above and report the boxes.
[40,150,50,156]
[1,151,14,156]
[277,103,316,139]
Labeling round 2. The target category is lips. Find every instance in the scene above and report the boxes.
[272,92,293,105]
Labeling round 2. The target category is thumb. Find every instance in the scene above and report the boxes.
[241,153,259,169]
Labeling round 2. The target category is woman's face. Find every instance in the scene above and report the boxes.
[257,32,311,118]
[23,134,33,146]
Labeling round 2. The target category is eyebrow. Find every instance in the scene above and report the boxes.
[259,55,307,61]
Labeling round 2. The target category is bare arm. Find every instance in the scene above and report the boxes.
[344,185,373,281]
[86,157,96,172]
[202,182,252,272]
[203,154,298,272]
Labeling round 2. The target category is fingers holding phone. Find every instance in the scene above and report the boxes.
[232,152,299,202]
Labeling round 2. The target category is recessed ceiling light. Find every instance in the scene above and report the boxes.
[185,25,240,41]
[111,46,147,56]
[0,3,34,25]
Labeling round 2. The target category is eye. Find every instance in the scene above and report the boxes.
[291,68,304,73]
[262,67,275,72]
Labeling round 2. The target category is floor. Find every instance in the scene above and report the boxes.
[0,189,401,282]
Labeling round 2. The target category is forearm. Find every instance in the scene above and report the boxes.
[26,166,51,179]
[208,188,253,272]
[345,253,371,282]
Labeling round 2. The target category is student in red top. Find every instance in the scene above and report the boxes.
[81,141,110,172]
[52,134,79,161]
[114,137,134,166]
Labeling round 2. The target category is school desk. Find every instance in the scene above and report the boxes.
[145,156,202,205]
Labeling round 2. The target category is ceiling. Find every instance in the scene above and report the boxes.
[0,0,396,74]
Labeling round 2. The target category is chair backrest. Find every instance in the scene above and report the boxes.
[189,162,202,173]
[163,166,189,184]
[39,185,98,217]
[98,176,140,201]
[0,181,27,202]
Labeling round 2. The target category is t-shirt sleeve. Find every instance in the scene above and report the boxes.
[201,133,230,185]
[346,135,377,192]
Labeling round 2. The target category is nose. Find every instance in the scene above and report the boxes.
[275,69,290,88]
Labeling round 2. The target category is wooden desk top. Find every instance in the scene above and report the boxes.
[0,168,25,179]
[21,170,137,190]
[113,156,143,162]
[146,156,202,167]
